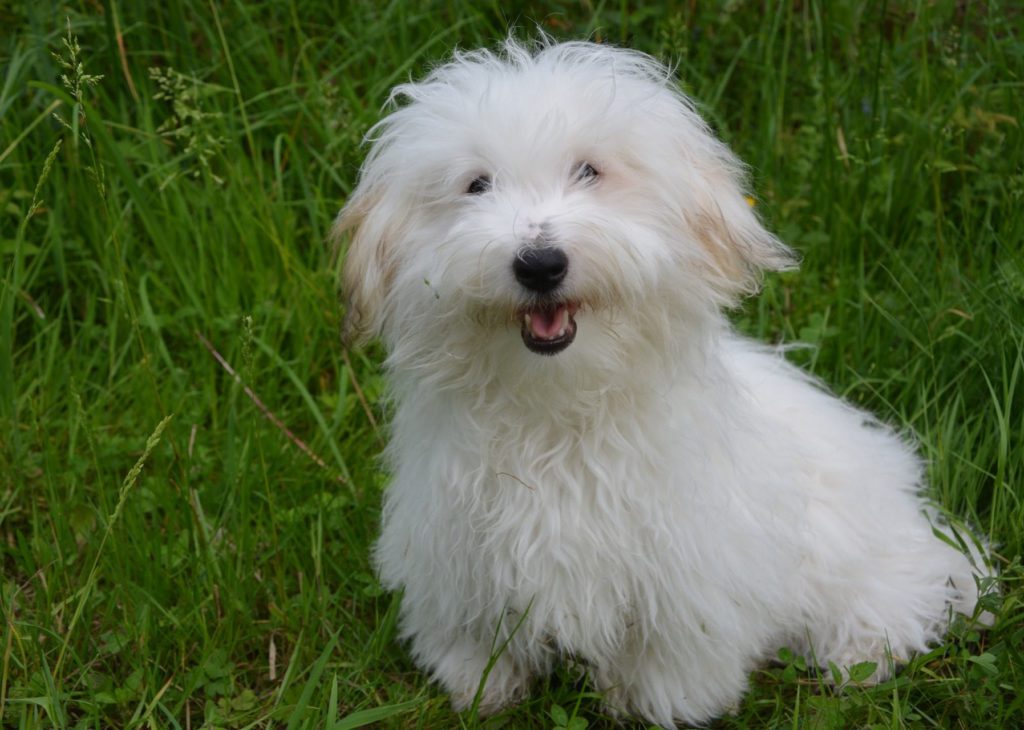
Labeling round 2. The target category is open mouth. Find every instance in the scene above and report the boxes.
[519,302,579,355]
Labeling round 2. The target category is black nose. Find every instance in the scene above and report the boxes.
[513,246,569,293]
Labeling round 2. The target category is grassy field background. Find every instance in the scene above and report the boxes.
[2,1,1022,727]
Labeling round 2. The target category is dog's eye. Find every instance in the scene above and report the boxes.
[575,162,600,183]
[466,175,491,195]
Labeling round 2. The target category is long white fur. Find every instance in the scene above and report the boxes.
[335,38,991,726]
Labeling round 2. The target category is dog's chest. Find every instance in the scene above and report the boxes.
[467,421,668,650]
[384,391,683,654]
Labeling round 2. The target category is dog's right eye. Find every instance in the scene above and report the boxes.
[576,162,600,182]
[466,176,491,195]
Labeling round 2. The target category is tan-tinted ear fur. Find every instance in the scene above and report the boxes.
[693,170,797,302]
[331,189,396,347]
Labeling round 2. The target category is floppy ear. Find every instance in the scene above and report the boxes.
[331,187,398,347]
[690,160,798,303]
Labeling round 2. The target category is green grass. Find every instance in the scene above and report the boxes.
[1,1,1021,727]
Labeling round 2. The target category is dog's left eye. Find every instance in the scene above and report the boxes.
[575,162,600,183]
[466,175,491,195]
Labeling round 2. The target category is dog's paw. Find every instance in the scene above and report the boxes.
[429,638,531,716]
[449,672,529,716]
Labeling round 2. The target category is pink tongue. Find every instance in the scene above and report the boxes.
[528,305,566,339]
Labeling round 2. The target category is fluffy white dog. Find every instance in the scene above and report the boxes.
[335,38,990,726]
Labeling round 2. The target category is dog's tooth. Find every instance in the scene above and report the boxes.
[524,313,531,327]
[562,308,569,329]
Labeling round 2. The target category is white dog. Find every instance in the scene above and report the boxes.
[335,38,990,726]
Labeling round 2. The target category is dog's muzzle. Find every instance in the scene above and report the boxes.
[513,245,578,355]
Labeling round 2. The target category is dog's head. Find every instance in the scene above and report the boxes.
[335,39,794,379]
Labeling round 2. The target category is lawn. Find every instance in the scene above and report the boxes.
[1,1,1022,728]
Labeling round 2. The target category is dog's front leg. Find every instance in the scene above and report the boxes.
[406,624,535,715]
[595,633,753,727]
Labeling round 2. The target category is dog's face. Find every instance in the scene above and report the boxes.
[336,41,793,378]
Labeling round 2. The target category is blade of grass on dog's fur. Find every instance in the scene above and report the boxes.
[466,601,533,724]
